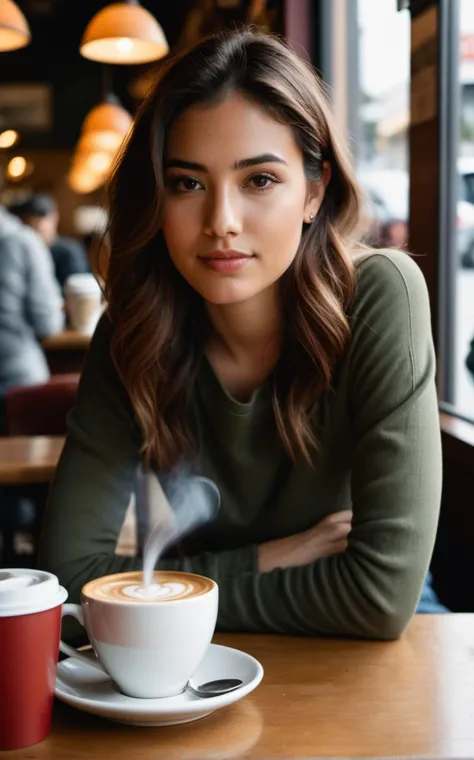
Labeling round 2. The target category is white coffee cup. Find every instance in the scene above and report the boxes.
[64,273,103,335]
[59,571,218,699]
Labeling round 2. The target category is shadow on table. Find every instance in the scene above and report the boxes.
[46,697,263,760]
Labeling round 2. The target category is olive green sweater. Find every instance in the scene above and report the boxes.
[39,250,442,640]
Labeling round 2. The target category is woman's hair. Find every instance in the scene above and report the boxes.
[104,28,363,470]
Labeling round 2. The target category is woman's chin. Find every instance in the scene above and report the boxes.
[198,283,261,306]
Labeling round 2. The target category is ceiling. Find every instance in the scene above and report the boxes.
[0,1,283,150]
[0,1,202,149]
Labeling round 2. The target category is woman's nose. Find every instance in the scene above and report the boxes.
[203,190,242,238]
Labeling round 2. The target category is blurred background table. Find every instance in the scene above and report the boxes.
[3,614,474,759]
[0,436,64,484]
[42,331,91,375]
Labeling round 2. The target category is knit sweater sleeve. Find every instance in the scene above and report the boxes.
[214,251,442,639]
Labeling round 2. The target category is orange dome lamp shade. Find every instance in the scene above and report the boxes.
[68,165,106,195]
[76,130,123,156]
[79,0,169,65]
[81,99,133,140]
[80,98,133,158]
[70,97,133,194]
[0,0,31,52]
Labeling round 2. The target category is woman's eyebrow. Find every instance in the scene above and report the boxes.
[164,153,288,172]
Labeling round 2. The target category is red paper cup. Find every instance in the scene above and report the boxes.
[0,570,67,751]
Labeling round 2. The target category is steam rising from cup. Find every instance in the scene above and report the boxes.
[142,469,220,591]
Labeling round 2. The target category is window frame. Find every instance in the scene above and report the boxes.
[315,0,474,448]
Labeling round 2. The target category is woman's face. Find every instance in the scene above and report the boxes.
[162,93,327,306]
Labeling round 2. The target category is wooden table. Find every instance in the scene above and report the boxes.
[0,436,64,484]
[42,331,91,375]
[5,615,474,758]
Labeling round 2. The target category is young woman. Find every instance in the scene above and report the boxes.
[40,29,444,639]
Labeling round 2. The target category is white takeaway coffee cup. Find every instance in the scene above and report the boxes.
[64,273,103,335]
[59,570,218,699]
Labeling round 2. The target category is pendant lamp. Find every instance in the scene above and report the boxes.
[0,129,19,148]
[76,130,123,155]
[0,0,31,52]
[70,95,132,194]
[68,165,105,195]
[80,0,168,65]
[81,96,133,140]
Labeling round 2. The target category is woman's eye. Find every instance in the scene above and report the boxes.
[168,176,203,192]
[247,173,279,191]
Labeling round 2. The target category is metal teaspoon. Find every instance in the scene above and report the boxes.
[186,678,243,698]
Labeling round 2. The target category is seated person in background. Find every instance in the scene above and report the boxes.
[0,202,64,430]
[10,194,90,291]
[380,218,409,249]
[466,336,474,380]
[0,199,64,563]
[40,30,446,641]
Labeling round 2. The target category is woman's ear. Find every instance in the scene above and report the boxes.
[304,161,332,223]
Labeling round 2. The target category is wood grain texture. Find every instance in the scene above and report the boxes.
[4,615,474,758]
[42,331,92,351]
[42,331,91,374]
[0,436,64,484]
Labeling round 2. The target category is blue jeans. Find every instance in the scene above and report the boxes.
[416,571,449,613]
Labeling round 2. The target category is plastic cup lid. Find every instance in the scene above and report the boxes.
[0,569,67,618]
[64,273,102,296]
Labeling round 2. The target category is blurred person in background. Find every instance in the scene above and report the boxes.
[466,335,474,379]
[0,190,65,564]
[0,197,64,432]
[380,218,409,249]
[359,211,382,246]
[10,193,90,292]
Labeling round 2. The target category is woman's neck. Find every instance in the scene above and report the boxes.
[205,285,281,362]
[204,286,282,400]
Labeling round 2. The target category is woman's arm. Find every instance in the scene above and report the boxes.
[40,252,441,641]
[215,252,442,640]
[38,315,256,607]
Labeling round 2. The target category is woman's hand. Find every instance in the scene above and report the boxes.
[258,510,353,573]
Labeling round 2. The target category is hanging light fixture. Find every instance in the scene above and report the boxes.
[0,0,31,52]
[79,96,133,159]
[68,165,105,195]
[69,149,112,193]
[79,0,169,65]
[76,149,114,176]
[0,129,19,148]
[76,130,123,155]
[81,97,133,141]
[70,95,132,195]
[7,155,34,180]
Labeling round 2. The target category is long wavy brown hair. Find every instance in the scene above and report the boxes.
[104,28,363,470]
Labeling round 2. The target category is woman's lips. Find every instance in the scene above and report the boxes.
[198,253,254,272]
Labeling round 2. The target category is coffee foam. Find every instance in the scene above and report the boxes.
[82,571,214,604]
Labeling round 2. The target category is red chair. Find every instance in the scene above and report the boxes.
[0,375,80,565]
[4,374,79,435]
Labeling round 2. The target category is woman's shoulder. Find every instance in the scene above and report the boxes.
[351,248,430,318]
[83,311,117,379]
[353,247,427,289]
[347,248,433,360]
[89,310,114,350]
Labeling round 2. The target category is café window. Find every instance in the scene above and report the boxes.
[355,0,411,249]
[453,0,474,421]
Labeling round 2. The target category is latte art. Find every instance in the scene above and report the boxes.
[83,571,214,604]
[122,583,189,600]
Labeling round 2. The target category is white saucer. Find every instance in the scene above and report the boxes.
[55,644,263,727]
